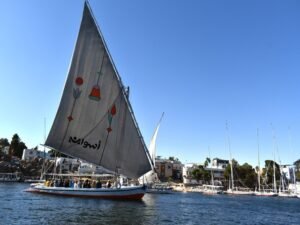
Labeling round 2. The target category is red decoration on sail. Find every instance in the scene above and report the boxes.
[107,127,112,133]
[89,85,101,101]
[111,104,116,116]
[75,77,83,86]
[67,115,73,121]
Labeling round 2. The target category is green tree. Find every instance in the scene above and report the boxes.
[294,159,300,171]
[261,160,280,185]
[9,134,27,158]
[237,163,256,189]
[191,165,211,184]
[204,157,211,168]
[191,167,202,181]
[17,142,27,158]
[296,171,300,181]
[10,134,20,157]
[202,169,211,183]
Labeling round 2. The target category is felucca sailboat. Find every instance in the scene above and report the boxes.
[27,2,153,200]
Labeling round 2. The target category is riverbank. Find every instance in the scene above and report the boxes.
[0,155,53,180]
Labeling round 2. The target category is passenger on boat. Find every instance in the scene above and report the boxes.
[96,180,102,188]
[91,180,96,188]
[69,179,74,188]
[44,180,50,187]
[107,180,112,188]
[83,179,91,188]
[64,179,69,187]
[74,180,78,188]
[78,179,83,188]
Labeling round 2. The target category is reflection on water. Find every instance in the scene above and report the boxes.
[1,183,300,225]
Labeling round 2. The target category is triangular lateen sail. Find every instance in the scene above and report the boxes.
[140,113,164,184]
[45,2,152,178]
[148,112,164,167]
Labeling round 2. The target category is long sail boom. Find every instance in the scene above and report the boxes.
[45,2,152,178]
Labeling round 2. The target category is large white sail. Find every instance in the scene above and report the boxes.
[140,113,164,184]
[45,2,152,178]
[148,113,164,166]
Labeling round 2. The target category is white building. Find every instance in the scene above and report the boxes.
[211,158,229,169]
[1,146,9,155]
[206,158,229,180]
[22,149,51,161]
[281,165,295,181]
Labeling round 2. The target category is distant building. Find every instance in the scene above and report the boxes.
[182,163,203,185]
[211,158,229,169]
[280,165,295,182]
[155,157,183,181]
[1,146,9,155]
[294,159,300,172]
[78,162,113,174]
[55,157,80,173]
[206,158,229,180]
[22,149,51,161]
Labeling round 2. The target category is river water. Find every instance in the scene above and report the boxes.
[1,183,300,225]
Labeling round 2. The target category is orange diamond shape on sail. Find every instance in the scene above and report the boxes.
[89,85,101,101]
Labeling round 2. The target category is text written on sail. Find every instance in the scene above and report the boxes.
[69,136,101,150]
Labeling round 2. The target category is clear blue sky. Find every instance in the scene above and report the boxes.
[0,0,299,167]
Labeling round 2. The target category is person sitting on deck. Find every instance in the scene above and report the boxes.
[78,179,83,188]
[54,179,59,187]
[91,180,96,188]
[74,180,78,188]
[86,180,91,188]
[64,179,69,188]
[69,179,74,188]
[96,180,102,188]
[107,180,112,188]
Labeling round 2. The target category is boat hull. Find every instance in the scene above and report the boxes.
[146,189,173,194]
[278,192,297,198]
[202,190,223,195]
[254,191,278,197]
[226,190,254,195]
[26,185,146,200]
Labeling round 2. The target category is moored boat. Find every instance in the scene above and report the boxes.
[202,185,223,195]
[146,183,173,194]
[278,191,297,198]
[0,172,22,182]
[226,188,254,195]
[254,189,278,197]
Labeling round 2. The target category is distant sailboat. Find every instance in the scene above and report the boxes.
[225,123,253,195]
[27,2,152,199]
[140,113,173,194]
[254,129,277,197]
[141,113,164,185]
